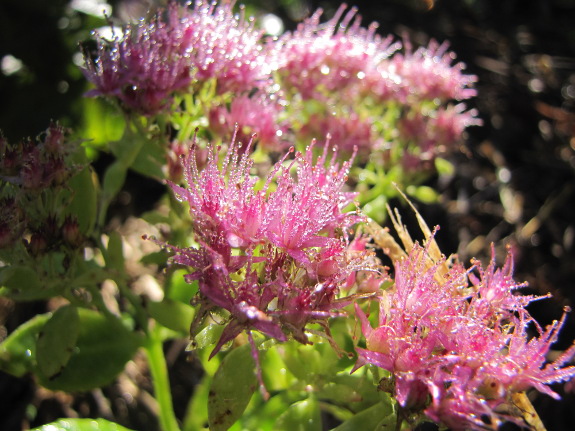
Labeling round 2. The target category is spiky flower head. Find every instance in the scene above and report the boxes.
[82,1,269,115]
[271,4,399,101]
[155,132,375,357]
[354,240,575,430]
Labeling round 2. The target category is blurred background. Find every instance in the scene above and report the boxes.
[1,0,575,429]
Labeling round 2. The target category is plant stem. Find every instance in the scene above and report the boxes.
[145,329,181,431]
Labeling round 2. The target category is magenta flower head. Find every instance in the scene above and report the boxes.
[153,131,374,358]
[371,39,478,104]
[208,91,287,151]
[82,1,269,115]
[271,4,399,101]
[354,239,575,430]
[82,5,193,116]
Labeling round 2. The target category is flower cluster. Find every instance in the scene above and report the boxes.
[160,134,378,356]
[82,1,268,116]
[354,241,575,430]
[0,124,83,254]
[268,4,481,202]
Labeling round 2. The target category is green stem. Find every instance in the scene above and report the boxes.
[145,329,180,431]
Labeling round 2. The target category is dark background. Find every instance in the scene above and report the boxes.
[1,0,575,429]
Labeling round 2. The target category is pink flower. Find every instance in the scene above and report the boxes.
[371,39,478,104]
[82,1,270,115]
[82,5,192,116]
[177,0,270,94]
[159,133,372,357]
[208,92,287,151]
[300,113,379,157]
[354,240,575,430]
[272,5,399,101]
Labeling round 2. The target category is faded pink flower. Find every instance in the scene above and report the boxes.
[371,39,478,104]
[300,112,378,157]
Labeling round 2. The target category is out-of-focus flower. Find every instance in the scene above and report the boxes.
[271,4,399,101]
[208,91,287,151]
[370,39,478,104]
[0,123,76,191]
[354,240,575,430]
[300,112,378,157]
[82,1,269,115]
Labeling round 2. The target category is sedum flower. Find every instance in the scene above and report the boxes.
[82,5,193,116]
[354,240,575,430]
[208,91,287,151]
[370,39,478,104]
[156,133,373,357]
[271,4,399,101]
[82,1,269,115]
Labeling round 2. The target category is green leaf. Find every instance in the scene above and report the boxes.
[208,343,257,431]
[36,309,143,392]
[31,418,134,431]
[406,185,439,204]
[193,323,225,351]
[0,313,51,377]
[166,269,197,304]
[435,157,455,176]
[131,138,165,180]
[146,298,194,335]
[0,265,42,294]
[36,305,80,379]
[106,231,125,272]
[275,397,322,431]
[331,400,395,431]
[261,345,295,391]
[67,167,99,235]
[101,161,128,206]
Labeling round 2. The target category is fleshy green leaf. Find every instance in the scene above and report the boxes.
[66,167,98,235]
[193,323,225,351]
[106,231,125,273]
[146,298,194,335]
[36,309,143,391]
[275,397,322,431]
[31,418,134,431]
[0,266,42,295]
[406,185,439,204]
[0,313,51,377]
[331,400,395,431]
[435,157,455,176]
[208,343,257,431]
[36,305,80,379]
[166,269,197,304]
